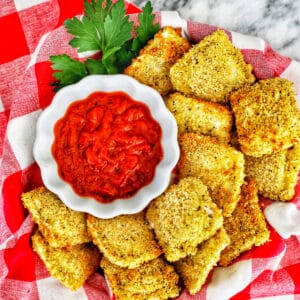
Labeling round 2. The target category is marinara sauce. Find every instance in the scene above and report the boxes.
[52,91,163,203]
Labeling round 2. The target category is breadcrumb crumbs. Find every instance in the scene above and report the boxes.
[219,180,270,267]
[230,77,300,157]
[101,256,180,300]
[22,187,91,248]
[87,212,162,269]
[166,92,233,143]
[178,133,245,216]
[124,26,191,95]
[170,29,255,103]
[175,227,230,295]
[32,230,100,291]
[146,177,223,262]
[245,144,300,201]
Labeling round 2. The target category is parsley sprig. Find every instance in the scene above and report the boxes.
[50,0,159,91]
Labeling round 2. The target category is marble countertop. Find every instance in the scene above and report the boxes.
[131,0,300,62]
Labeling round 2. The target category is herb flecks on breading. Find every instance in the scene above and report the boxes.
[32,230,100,291]
[166,92,233,143]
[245,144,300,201]
[124,26,191,95]
[101,256,180,300]
[219,180,270,267]
[175,227,230,295]
[146,177,223,262]
[230,77,300,157]
[170,29,255,103]
[87,212,162,269]
[22,187,91,248]
[178,133,245,217]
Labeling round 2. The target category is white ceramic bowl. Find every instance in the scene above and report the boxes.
[33,74,179,219]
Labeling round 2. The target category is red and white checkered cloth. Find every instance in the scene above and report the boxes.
[1,1,300,299]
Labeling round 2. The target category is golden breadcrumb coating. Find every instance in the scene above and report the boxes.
[124,26,191,95]
[219,180,270,267]
[32,230,100,291]
[230,77,300,157]
[87,212,161,269]
[146,177,223,262]
[178,133,245,216]
[21,187,90,248]
[245,144,300,201]
[170,29,255,103]
[175,227,230,295]
[101,256,180,300]
[166,92,233,143]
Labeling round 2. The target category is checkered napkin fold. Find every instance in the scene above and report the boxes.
[1,1,300,299]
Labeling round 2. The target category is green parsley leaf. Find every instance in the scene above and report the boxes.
[64,16,101,52]
[115,43,136,69]
[85,58,107,74]
[50,0,160,91]
[113,1,159,69]
[50,55,88,90]
[103,0,133,55]
[136,1,159,44]
[83,0,112,50]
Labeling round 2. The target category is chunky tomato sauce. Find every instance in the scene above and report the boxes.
[52,91,163,203]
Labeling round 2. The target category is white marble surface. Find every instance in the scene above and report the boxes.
[131,0,300,62]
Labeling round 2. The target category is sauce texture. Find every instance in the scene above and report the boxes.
[52,91,163,203]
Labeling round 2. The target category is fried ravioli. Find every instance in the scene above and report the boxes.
[219,180,270,267]
[100,256,180,300]
[169,29,255,103]
[175,227,230,295]
[21,187,91,248]
[87,212,161,269]
[245,144,300,201]
[31,230,100,291]
[230,77,300,157]
[124,26,191,95]
[166,92,233,143]
[146,177,223,262]
[178,133,245,216]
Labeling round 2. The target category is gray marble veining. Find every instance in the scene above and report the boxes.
[131,0,300,61]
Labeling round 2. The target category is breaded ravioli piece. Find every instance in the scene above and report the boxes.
[175,227,230,295]
[178,133,245,216]
[32,230,100,291]
[21,187,90,248]
[219,180,270,267]
[245,144,300,201]
[124,26,191,95]
[87,212,161,268]
[166,92,233,143]
[170,29,255,103]
[146,177,223,262]
[230,78,300,157]
[101,256,180,300]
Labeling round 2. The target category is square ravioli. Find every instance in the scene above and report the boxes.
[178,133,245,216]
[219,180,270,267]
[230,77,300,157]
[245,144,300,201]
[124,26,191,95]
[146,177,223,262]
[87,212,162,269]
[166,92,233,143]
[175,227,230,295]
[101,256,180,300]
[32,230,100,291]
[21,187,91,248]
[170,29,255,103]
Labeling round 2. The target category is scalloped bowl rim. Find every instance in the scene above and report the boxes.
[33,74,179,219]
